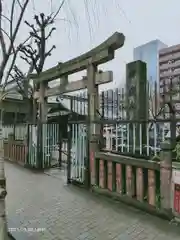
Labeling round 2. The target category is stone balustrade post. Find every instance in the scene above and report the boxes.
[160,141,172,212]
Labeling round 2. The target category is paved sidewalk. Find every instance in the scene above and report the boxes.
[4,162,180,240]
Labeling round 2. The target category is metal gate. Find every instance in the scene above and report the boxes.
[26,91,88,177]
[27,124,37,167]
[42,123,59,168]
[27,123,62,168]
[70,123,86,183]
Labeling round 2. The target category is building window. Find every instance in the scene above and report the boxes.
[165,78,170,85]
[160,87,164,94]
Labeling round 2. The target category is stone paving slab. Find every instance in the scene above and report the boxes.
[4,161,180,240]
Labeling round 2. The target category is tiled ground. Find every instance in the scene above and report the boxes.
[4,161,180,240]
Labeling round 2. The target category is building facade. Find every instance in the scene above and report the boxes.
[159,44,180,117]
[133,40,168,83]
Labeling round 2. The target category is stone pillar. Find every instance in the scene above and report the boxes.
[126,61,147,151]
[160,141,172,211]
[87,63,100,188]
[60,76,68,89]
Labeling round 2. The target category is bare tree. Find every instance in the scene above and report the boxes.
[1,0,65,92]
[148,78,180,146]
[11,10,61,123]
[148,81,163,120]
[0,0,31,86]
[20,14,56,73]
[9,64,34,121]
[147,81,166,134]
[0,1,31,238]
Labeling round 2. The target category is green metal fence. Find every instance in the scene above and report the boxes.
[70,123,86,183]
[27,123,60,168]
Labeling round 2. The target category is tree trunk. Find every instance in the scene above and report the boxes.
[0,122,8,239]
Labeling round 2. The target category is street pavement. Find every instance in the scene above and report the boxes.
[4,161,180,240]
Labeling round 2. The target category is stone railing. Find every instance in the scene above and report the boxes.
[90,142,172,219]
[3,134,27,166]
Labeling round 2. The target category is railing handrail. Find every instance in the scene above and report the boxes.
[95,151,160,170]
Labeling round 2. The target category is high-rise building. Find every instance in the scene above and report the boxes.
[133,40,168,83]
[159,44,180,117]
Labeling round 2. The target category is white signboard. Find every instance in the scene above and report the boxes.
[173,169,180,184]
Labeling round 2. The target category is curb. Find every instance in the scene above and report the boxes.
[8,232,16,240]
[8,218,29,240]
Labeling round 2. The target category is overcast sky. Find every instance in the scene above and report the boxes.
[5,0,180,90]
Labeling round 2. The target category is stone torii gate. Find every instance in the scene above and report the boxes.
[30,32,125,185]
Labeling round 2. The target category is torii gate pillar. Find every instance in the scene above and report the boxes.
[87,63,100,188]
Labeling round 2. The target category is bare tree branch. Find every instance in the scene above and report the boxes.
[9,0,30,52]
[51,0,66,22]
[0,28,12,45]
[3,35,32,88]
[25,20,41,40]
[148,81,165,130]
[3,50,18,89]
[0,0,30,83]
[17,0,23,9]
[10,0,16,40]
[45,27,56,40]
[9,72,25,96]
[20,55,32,65]
[45,45,56,57]
[20,45,39,72]
[0,0,6,57]
[20,11,57,75]
[10,64,33,98]
[1,14,11,23]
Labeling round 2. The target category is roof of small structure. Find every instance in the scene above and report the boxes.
[47,102,86,123]
[48,102,70,113]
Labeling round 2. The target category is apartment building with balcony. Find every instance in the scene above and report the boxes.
[159,44,180,117]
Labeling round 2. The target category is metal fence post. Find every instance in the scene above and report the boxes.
[26,124,30,166]
[85,106,90,188]
[160,141,172,212]
[58,128,62,168]
[67,97,73,184]
[37,121,43,169]
[67,123,72,184]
